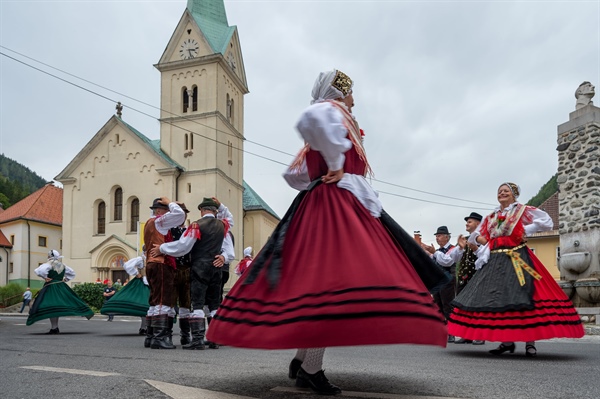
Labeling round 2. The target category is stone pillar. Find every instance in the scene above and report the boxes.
[556,98,600,306]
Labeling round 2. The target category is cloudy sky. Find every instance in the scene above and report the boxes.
[0,0,598,242]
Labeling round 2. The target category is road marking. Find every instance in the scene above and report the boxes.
[145,379,257,399]
[21,366,119,377]
[271,386,463,399]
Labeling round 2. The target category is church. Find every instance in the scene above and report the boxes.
[54,0,279,285]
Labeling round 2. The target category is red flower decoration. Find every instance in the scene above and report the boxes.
[360,128,365,137]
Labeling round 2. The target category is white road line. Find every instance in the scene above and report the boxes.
[20,366,119,377]
[271,386,464,399]
[145,379,257,399]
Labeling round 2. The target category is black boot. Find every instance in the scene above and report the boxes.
[182,318,206,350]
[179,317,191,346]
[150,314,176,349]
[296,368,341,395]
[144,316,153,348]
[205,316,219,349]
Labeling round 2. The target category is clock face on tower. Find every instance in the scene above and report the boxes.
[180,38,199,60]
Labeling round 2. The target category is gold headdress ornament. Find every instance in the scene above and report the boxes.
[331,70,353,97]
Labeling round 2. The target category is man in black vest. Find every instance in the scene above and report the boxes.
[153,197,227,350]
[421,225,457,342]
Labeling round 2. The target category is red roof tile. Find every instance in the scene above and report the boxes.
[0,230,12,247]
[538,191,558,230]
[0,184,62,226]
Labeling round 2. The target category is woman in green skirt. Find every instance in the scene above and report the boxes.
[27,250,94,334]
[100,256,150,334]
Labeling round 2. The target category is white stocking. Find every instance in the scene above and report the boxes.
[301,348,326,374]
[50,317,59,329]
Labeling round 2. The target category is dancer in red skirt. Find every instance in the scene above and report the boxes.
[206,69,449,395]
[448,182,584,357]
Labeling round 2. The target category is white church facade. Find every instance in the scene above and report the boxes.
[55,0,279,285]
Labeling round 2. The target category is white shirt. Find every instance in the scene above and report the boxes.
[34,261,76,282]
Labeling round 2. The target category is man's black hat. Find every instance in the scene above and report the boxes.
[149,198,169,210]
[198,197,218,210]
[464,212,483,222]
[434,226,450,235]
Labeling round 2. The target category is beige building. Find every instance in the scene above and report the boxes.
[0,184,63,289]
[54,0,278,286]
[527,192,560,279]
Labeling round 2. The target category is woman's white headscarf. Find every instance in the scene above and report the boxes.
[311,69,353,104]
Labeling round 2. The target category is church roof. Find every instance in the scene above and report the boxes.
[243,181,279,219]
[187,0,236,55]
[119,118,182,170]
[0,184,62,226]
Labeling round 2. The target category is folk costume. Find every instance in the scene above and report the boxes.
[27,250,94,333]
[233,247,253,276]
[448,191,584,346]
[100,256,149,318]
[205,69,448,395]
[143,199,186,349]
[158,197,229,350]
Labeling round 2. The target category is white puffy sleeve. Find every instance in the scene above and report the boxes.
[295,102,352,171]
[63,266,76,282]
[123,256,144,276]
[155,202,186,235]
[217,203,234,227]
[34,262,52,278]
[524,206,553,236]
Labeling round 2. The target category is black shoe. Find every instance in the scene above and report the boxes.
[454,338,472,344]
[138,328,146,336]
[296,368,342,396]
[472,340,485,345]
[46,328,60,334]
[289,358,302,379]
[525,344,537,358]
[489,343,515,355]
[206,341,220,349]
[447,335,455,343]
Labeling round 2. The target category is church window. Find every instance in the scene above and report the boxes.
[116,134,120,144]
[130,198,139,232]
[192,85,198,111]
[188,183,192,193]
[228,141,233,165]
[98,202,106,235]
[226,94,231,119]
[229,99,234,123]
[183,86,189,113]
[114,188,123,221]
[185,134,189,150]
[190,132,194,149]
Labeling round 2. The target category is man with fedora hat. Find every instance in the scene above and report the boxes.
[152,197,229,350]
[143,197,185,349]
[421,225,457,342]
[448,212,485,345]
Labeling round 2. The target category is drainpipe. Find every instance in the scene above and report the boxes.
[27,220,31,287]
[175,167,183,200]
[3,247,8,284]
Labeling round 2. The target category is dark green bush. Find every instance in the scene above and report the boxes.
[72,282,105,310]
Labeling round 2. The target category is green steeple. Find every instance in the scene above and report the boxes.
[187,0,236,55]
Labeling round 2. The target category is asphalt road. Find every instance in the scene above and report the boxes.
[1,314,598,399]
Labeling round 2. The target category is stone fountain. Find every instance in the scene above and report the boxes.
[556,81,600,309]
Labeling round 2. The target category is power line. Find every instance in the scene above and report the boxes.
[0,47,494,208]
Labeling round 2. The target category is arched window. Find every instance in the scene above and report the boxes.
[226,94,231,119]
[185,134,189,150]
[190,132,194,149]
[182,86,189,113]
[229,99,234,123]
[130,198,139,232]
[98,201,106,234]
[192,85,198,112]
[114,188,123,221]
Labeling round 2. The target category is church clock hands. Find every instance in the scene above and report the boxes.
[180,38,199,59]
